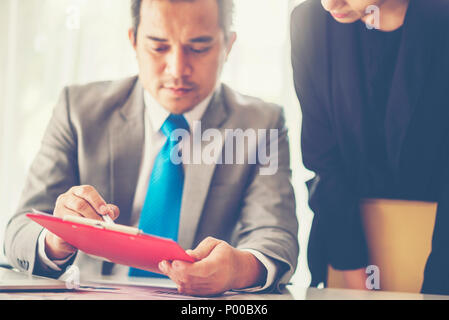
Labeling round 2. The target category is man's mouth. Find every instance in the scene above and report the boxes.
[165,87,194,97]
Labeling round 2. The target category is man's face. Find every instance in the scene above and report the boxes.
[321,0,386,23]
[129,0,236,114]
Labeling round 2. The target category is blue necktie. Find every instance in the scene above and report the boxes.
[129,114,189,277]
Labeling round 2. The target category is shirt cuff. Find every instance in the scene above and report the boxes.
[233,249,277,293]
[38,229,74,271]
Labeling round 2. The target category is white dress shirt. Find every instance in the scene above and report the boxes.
[38,88,277,292]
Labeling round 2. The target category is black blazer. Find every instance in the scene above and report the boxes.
[291,0,449,295]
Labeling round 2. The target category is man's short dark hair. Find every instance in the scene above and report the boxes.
[131,0,234,41]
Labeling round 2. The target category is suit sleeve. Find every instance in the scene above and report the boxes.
[290,5,369,271]
[422,34,449,294]
[234,107,299,292]
[422,168,449,295]
[3,87,79,278]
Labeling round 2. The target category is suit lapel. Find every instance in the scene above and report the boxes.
[109,78,145,226]
[384,0,432,172]
[330,20,367,183]
[177,86,230,250]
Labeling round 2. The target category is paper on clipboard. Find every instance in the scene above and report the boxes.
[26,212,195,274]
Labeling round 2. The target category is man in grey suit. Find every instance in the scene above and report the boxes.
[4,0,298,296]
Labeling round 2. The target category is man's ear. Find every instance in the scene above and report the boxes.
[225,32,237,61]
[128,28,137,50]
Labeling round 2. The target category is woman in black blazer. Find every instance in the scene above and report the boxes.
[291,0,449,295]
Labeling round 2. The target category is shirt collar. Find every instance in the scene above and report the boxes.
[143,89,215,134]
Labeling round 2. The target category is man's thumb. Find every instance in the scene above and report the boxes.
[187,237,220,261]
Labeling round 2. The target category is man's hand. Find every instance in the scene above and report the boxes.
[158,237,267,297]
[45,185,120,260]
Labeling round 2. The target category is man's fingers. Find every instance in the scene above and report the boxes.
[55,193,97,220]
[65,194,102,220]
[159,261,181,283]
[160,254,217,284]
[159,260,195,283]
[49,186,120,260]
[159,240,237,297]
[188,237,221,261]
[70,185,109,217]
[56,186,119,221]
[174,259,214,278]
[106,204,120,220]
[159,253,228,296]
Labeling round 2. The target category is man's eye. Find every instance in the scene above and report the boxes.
[190,47,211,54]
[152,47,169,53]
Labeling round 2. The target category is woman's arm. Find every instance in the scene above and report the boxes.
[291,4,369,277]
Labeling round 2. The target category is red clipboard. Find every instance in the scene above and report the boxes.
[27,213,195,274]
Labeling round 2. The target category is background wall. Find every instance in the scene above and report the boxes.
[0,0,313,288]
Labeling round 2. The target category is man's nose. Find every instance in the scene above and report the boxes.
[321,0,346,12]
[166,47,192,79]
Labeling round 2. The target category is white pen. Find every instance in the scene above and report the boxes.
[33,206,115,224]
[101,207,115,224]
[98,207,142,235]
[102,214,114,224]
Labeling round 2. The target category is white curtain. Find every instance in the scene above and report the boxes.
[0,0,312,288]
[0,0,138,263]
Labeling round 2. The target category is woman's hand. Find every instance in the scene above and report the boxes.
[342,268,369,290]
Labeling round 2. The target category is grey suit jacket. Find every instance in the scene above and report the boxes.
[4,76,298,291]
